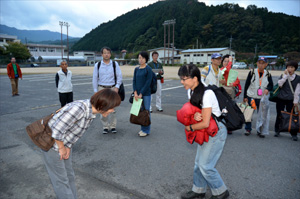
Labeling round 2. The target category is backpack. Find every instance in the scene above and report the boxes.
[97,61,125,101]
[150,69,157,94]
[207,85,245,131]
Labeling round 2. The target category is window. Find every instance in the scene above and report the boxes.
[208,54,211,56]
[48,48,55,52]
[201,54,204,56]
[190,62,193,64]
[197,62,200,64]
[184,54,190,57]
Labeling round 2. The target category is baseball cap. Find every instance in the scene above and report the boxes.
[257,57,268,63]
[211,53,222,59]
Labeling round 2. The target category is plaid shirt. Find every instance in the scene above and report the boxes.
[48,99,96,151]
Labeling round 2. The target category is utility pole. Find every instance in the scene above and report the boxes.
[59,21,63,60]
[229,35,233,55]
[64,22,70,65]
[162,19,176,65]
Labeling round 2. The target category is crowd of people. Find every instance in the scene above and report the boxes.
[6,49,299,199]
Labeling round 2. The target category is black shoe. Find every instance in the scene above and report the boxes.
[102,129,109,134]
[209,190,229,199]
[274,131,280,137]
[111,128,117,134]
[259,134,265,138]
[181,190,205,199]
[244,130,251,136]
[292,135,298,141]
[15,94,19,96]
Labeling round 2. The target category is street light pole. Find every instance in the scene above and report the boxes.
[59,21,63,60]
[64,22,70,65]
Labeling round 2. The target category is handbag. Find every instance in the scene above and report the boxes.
[130,103,151,126]
[269,83,281,102]
[279,105,300,133]
[26,108,62,151]
[237,102,254,122]
[129,92,134,104]
[118,83,125,101]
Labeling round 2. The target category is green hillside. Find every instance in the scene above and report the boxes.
[72,0,300,54]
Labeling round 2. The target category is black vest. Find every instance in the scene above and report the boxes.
[278,75,300,100]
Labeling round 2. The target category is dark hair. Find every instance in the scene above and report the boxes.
[138,51,149,63]
[90,89,121,112]
[101,47,112,54]
[286,61,298,70]
[221,54,230,66]
[178,64,205,109]
[152,51,159,57]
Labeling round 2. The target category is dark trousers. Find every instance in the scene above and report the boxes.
[275,99,297,136]
[59,92,73,107]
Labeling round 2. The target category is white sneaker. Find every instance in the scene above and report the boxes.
[139,132,148,137]
[138,131,143,135]
[157,108,163,112]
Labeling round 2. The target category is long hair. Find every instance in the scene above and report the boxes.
[178,64,205,109]
[90,89,121,112]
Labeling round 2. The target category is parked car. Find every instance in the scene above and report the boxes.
[30,63,39,67]
[232,62,247,69]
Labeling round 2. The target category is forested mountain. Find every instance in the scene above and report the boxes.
[0,24,80,43]
[72,0,300,54]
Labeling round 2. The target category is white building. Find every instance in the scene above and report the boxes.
[180,47,235,65]
[74,51,102,66]
[26,43,66,57]
[148,47,182,64]
[0,34,21,49]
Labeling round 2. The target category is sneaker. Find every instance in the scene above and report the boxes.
[244,130,251,136]
[292,135,298,141]
[103,129,109,134]
[157,108,163,112]
[181,190,205,199]
[139,132,148,137]
[209,190,229,199]
[274,131,280,137]
[111,128,117,134]
[257,131,265,138]
[15,94,20,96]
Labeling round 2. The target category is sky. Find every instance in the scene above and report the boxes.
[1,0,299,38]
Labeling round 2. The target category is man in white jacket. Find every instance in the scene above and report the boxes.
[55,60,73,107]
[201,53,222,87]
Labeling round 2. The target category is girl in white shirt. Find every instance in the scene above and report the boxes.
[178,64,229,199]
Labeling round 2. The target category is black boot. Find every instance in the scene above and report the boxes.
[181,190,205,199]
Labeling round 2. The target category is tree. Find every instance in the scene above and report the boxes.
[3,42,31,61]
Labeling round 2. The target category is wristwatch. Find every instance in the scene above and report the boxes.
[190,124,194,132]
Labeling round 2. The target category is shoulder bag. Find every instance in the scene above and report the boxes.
[26,108,62,151]
[279,105,300,133]
[130,102,151,126]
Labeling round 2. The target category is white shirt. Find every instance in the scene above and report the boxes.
[188,89,221,117]
[202,90,221,117]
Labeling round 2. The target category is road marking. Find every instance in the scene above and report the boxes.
[162,85,183,91]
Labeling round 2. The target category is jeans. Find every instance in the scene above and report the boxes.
[141,95,151,134]
[41,149,77,199]
[192,122,227,196]
[245,97,261,132]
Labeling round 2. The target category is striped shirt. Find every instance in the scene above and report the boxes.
[48,99,96,151]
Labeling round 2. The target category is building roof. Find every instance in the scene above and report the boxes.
[148,47,182,51]
[27,43,66,48]
[258,55,278,59]
[0,34,18,39]
[181,47,232,53]
[33,55,85,61]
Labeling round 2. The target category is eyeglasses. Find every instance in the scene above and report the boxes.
[180,77,191,81]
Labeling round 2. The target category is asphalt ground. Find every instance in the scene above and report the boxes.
[0,73,299,199]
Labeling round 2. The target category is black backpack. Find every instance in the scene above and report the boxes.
[207,85,245,131]
[150,70,157,94]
